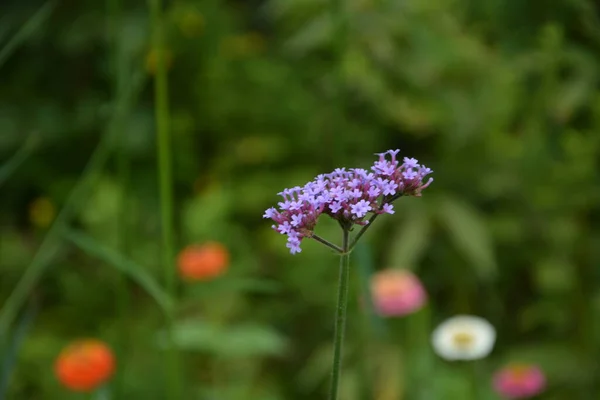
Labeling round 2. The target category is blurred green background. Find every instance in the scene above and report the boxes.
[2,0,600,398]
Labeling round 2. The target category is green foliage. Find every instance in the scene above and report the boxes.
[165,320,287,358]
[436,195,497,279]
[1,0,600,398]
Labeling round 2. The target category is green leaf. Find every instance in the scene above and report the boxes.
[436,195,496,278]
[185,277,282,299]
[386,199,431,269]
[164,320,287,358]
[63,229,173,313]
[284,14,331,54]
[0,300,37,398]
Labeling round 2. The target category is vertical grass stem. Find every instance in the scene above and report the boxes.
[148,0,181,396]
[105,0,130,395]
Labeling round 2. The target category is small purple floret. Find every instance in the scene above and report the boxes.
[351,200,372,218]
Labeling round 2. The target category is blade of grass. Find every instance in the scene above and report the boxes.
[0,1,57,69]
[0,133,39,188]
[63,229,173,313]
[106,0,130,396]
[0,72,146,340]
[0,299,38,399]
[147,0,181,396]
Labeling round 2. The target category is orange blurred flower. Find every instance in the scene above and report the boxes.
[54,339,115,392]
[178,242,229,281]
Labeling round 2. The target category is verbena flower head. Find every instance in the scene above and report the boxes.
[370,269,427,317]
[263,149,433,254]
[431,315,496,361]
[493,363,546,399]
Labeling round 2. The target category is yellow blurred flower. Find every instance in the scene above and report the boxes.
[178,10,204,38]
[221,32,266,58]
[29,197,55,228]
[145,48,173,75]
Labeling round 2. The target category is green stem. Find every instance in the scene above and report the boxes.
[114,137,130,399]
[106,0,130,396]
[311,234,344,253]
[0,1,57,70]
[328,229,351,400]
[148,0,180,396]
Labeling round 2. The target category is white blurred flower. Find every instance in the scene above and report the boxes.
[431,315,496,361]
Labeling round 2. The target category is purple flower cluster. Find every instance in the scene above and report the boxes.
[263,150,433,254]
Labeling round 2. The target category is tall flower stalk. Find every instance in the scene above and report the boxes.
[263,150,433,399]
[329,229,350,400]
[148,0,180,396]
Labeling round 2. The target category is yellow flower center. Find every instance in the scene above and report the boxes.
[452,332,475,348]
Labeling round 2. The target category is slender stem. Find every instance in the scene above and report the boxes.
[148,0,180,396]
[106,0,130,396]
[349,213,380,250]
[0,298,37,397]
[114,134,130,400]
[0,1,57,70]
[311,234,344,253]
[328,229,351,400]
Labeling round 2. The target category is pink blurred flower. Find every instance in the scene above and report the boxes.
[493,363,546,399]
[370,269,427,317]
